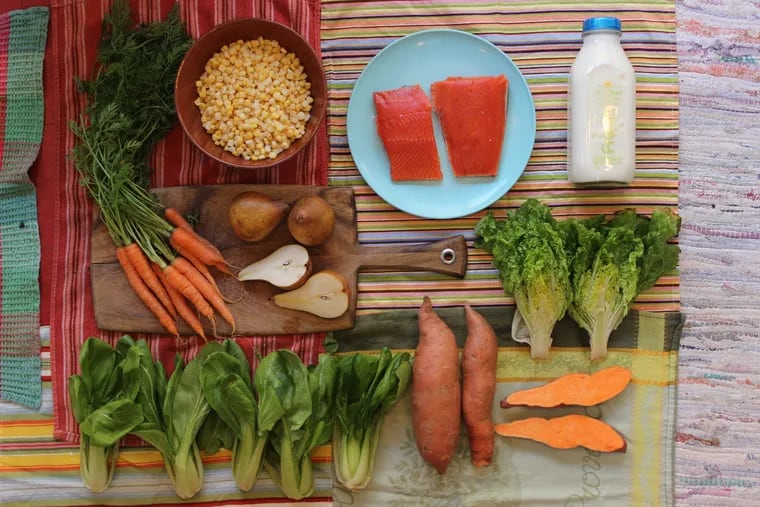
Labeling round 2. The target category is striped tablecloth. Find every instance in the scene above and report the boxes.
[321,0,679,315]
[10,0,746,506]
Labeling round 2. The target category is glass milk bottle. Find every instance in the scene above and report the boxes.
[567,17,636,185]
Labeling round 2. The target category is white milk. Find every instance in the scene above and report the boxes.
[567,17,636,185]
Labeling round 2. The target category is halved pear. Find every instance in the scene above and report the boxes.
[273,270,350,319]
[238,244,312,290]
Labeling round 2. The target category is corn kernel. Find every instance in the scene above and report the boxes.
[194,37,313,161]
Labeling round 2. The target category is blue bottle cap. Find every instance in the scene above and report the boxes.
[582,17,622,33]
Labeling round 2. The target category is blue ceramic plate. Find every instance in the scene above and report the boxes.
[346,29,536,219]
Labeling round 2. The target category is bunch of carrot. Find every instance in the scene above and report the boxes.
[112,203,236,340]
[70,101,236,339]
[85,168,235,339]
[67,1,235,339]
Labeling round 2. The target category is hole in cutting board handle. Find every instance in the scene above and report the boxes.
[440,248,457,265]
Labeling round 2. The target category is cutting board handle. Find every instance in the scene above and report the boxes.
[355,235,468,278]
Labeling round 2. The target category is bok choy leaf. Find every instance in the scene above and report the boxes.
[200,339,285,491]
[67,336,142,492]
[259,351,336,500]
[122,338,222,499]
[333,347,411,491]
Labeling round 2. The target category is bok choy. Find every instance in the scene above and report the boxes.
[333,347,411,491]
[200,339,284,491]
[259,350,336,500]
[68,336,142,492]
[121,337,221,499]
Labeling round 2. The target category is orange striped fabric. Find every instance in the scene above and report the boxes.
[321,0,680,316]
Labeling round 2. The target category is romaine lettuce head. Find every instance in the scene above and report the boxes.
[475,199,571,359]
[568,226,644,360]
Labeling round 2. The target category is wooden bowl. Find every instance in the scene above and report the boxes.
[175,18,327,169]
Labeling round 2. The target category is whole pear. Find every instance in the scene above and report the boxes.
[229,191,290,242]
[287,195,335,246]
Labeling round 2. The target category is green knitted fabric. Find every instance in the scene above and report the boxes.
[0,7,49,409]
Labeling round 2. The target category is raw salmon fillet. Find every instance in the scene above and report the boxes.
[373,85,442,181]
[431,75,508,177]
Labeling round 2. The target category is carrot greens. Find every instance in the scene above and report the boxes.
[69,0,190,264]
[73,0,192,186]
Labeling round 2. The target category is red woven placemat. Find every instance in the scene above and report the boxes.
[29,0,327,443]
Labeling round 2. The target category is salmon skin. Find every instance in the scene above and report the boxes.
[373,85,443,181]
[431,75,508,177]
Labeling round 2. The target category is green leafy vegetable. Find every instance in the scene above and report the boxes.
[68,336,142,492]
[259,351,337,500]
[200,340,284,491]
[323,333,339,354]
[122,338,222,499]
[475,199,572,359]
[69,0,192,266]
[475,199,681,361]
[567,208,681,359]
[605,208,682,294]
[333,348,411,491]
[196,411,235,456]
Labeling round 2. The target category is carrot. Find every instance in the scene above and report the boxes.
[193,257,242,305]
[116,246,178,337]
[494,414,627,453]
[151,263,206,340]
[412,296,460,475]
[182,254,226,301]
[500,366,632,409]
[164,207,194,232]
[171,256,236,335]
[123,243,176,318]
[162,263,215,322]
[167,219,233,276]
[462,305,497,467]
[174,231,239,303]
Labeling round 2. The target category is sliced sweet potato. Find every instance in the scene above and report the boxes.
[494,414,627,453]
[500,366,632,409]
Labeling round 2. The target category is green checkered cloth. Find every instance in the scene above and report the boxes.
[334,308,683,506]
[0,6,49,409]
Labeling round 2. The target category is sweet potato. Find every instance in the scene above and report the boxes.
[500,366,632,409]
[412,296,461,474]
[462,305,498,467]
[494,414,627,453]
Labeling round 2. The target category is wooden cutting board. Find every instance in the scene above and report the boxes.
[90,184,468,336]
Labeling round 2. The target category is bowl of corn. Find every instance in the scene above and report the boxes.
[175,18,327,169]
